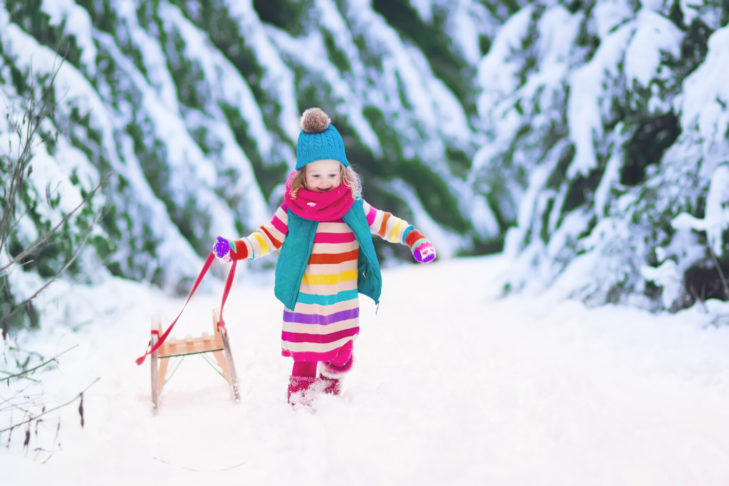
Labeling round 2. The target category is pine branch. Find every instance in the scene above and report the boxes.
[0,204,104,331]
[707,245,729,301]
[0,345,78,384]
[0,59,63,256]
[0,174,108,275]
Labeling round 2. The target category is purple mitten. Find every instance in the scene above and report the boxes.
[213,236,232,263]
[413,241,436,263]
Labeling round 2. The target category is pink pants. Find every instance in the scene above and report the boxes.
[291,341,353,377]
[291,360,318,378]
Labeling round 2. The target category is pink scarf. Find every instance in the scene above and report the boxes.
[284,172,355,222]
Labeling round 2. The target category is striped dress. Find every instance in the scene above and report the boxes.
[232,200,414,363]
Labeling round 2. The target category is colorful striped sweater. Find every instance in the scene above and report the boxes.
[231,200,425,363]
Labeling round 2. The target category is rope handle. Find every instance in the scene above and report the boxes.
[135,252,237,365]
[215,251,238,335]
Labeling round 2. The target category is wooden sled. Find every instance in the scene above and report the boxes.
[150,308,240,410]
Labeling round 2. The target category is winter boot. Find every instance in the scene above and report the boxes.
[287,375,317,405]
[288,361,318,405]
[319,376,341,395]
[319,356,353,395]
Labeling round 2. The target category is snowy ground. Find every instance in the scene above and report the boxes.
[3,255,729,485]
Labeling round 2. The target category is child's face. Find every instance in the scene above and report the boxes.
[304,159,342,192]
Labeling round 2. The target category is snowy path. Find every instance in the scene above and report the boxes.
[3,256,729,485]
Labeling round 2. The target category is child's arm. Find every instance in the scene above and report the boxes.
[213,204,289,262]
[362,200,436,263]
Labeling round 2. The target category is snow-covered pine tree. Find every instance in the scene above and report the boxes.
[473,1,729,311]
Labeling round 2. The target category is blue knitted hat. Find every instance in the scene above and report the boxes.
[296,108,349,169]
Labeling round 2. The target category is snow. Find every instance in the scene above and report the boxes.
[641,259,682,308]
[679,0,725,29]
[342,0,474,148]
[678,25,729,146]
[594,149,623,217]
[3,255,729,484]
[624,10,683,88]
[535,6,580,69]
[115,3,182,113]
[567,22,630,178]
[446,1,483,65]
[593,0,633,40]
[476,6,534,120]
[40,0,98,74]
[672,164,729,257]
[410,0,434,23]
[264,9,384,157]
[222,0,301,141]
[567,9,684,180]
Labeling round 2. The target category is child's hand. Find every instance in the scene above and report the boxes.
[412,240,436,263]
[213,236,233,263]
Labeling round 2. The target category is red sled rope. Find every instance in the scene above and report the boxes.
[135,252,237,365]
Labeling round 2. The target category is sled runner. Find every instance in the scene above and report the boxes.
[136,253,239,411]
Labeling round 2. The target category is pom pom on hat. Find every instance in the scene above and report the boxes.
[300,108,331,133]
[296,107,349,169]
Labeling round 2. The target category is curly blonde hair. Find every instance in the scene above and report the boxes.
[289,164,361,199]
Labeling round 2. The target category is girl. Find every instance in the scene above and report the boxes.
[213,108,435,405]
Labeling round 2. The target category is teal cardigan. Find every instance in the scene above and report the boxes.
[274,198,382,310]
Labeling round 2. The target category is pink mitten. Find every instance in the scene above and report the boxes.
[413,240,436,263]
